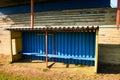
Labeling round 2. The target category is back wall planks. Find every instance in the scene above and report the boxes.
[0,8,116,27]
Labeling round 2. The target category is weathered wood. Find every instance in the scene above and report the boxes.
[0,30,12,55]
[99,44,120,64]
[95,30,98,73]
[0,8,116,27]
[11,31,22,62]
[99,28,120,44]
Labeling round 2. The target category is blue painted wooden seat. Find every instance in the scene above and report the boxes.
[20,52,95,61]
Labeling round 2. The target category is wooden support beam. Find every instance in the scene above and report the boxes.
[116,0,120,29]
[10,31,13,62]
[31,0,34,28]
[95,30,99,73]
[45,31,48,68]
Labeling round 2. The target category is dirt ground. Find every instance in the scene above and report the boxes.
[0,54,120,80]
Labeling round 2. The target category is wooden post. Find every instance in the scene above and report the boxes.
[31,0,34,28]
[116,0,120,29]
[10,31,13,62]
[45,31,48,68]
[95,30,98,73]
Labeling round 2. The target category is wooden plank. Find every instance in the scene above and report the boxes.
[99,28,120,44]
[95,30,98,73]
[10,31,13,62]
[99,44,120,64]
[0,8,116,27]
[12,39,17,55]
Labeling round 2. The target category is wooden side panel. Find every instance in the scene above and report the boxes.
[0,8,116,27]
[99,28,120,44]
[99,28,120,64]
[99,44,120,64]
[12,39,17,55]
[11,31,22,61]
[95,30,98,73]
[0,30,11,55]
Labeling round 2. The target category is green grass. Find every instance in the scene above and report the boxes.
[0,72,45,80]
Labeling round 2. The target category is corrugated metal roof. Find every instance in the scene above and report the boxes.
[5,26,99,32]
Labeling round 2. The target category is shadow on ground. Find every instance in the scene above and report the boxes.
[16,59,45,63]
[98,63,120,74]
[15,59,120,74]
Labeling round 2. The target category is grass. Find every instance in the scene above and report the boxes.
[8,61,13,64]
[0,71,46,80]
[0,72,24,80]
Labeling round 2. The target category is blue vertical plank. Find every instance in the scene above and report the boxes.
[86,32,89,65]
[24,33,26,52]
[77,32,80,64]
[69,32,72,63]
[84,32,86,65]
[52,34,54,55]
[60,32,62,57]
[36,32,39,60]
[51,34,54,62]
[90,32,94,66]
[57,32,60,62]
[39,33,41,60]
[42,33,44,61]
[50,34,54,62]
[77,32,79,64]
[39,33,42,60]
[81,32,83,65]
[56,33,58,62]
[79,32,82,64]
[93,32,96,66]
[56,33,59,62]
[74,32,77,64]
[22,32,25,52]
[82,32,85,65]
[28,32,30,52]
[25,32,28,52]
[75,32,78,57]
[66,32,69,64]
[48,34,50,62]
[61,32,64,63]
[31,32,33,53]
[93,32,96,58]
[29,32,32,59]
[68,32,71,64]
[61,33,64,63]
[58,33,60,63]
[73,32,75,64]
[31,32,33,52]
[58,32,61,62]
[71,32,73,64]
[88,32,91,65]
[36,32,40,60]
[64,32,68,63]
[34,32,37,60]
[34,32,36,59]
[34,32,36,53]
[65,32,68,63]
[78,32,81,64]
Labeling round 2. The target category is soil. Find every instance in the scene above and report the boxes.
[0,54,120,80]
